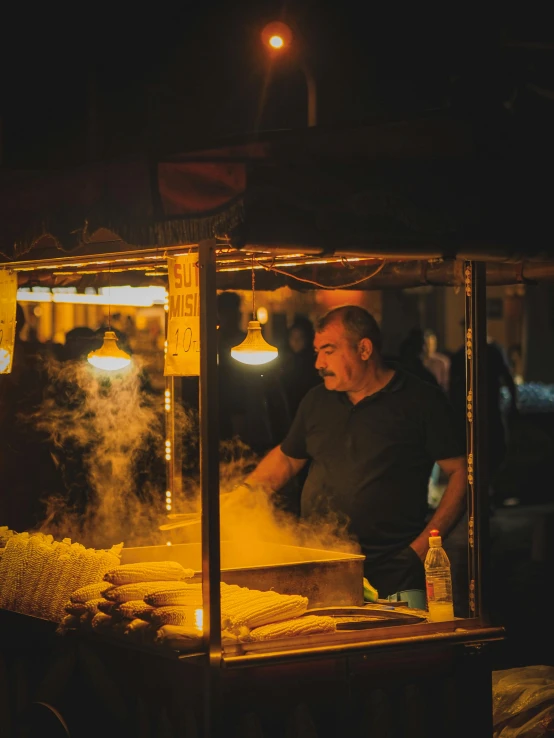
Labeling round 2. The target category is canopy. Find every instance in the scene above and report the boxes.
[0,111,552,267]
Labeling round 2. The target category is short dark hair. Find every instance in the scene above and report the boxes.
[315,305,382,353]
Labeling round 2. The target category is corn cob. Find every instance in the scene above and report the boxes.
[91,612,113,632]
[117,600,155,620]
[154,624,203,649]
[84,598,109,615]
[48,542,87,621]
[220,588,308,630]
[30,540,66,618]
[97,599,121,616]
[124,618,152,638]
[0,533,30,611]
[0,526,16,547]
[70,581,114,603]
[79,547,122,589]
[150,606,200,627]
[103,561,194,585]
[56,614,81,634]
[145,584,203,608]
[247,615,336,642]
[64,602,88,617]
[14,534,49,613]
[105,580,190,603]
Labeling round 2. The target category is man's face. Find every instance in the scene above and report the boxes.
[314,320,368,392]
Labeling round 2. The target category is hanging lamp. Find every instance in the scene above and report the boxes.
[87,277,131,371]
[231,258,278,366]
[87,330,131,371]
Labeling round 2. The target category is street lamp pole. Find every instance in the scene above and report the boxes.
[261,20,317,128]
[299,59,317,127]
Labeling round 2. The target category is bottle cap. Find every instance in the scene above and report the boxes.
[429,529,442,547]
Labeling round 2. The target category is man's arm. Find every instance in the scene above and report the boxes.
[410,456,467,560]
[243,445,307,495]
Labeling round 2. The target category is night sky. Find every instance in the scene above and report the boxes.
[1,3,553,169]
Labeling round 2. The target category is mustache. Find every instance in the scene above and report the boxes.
[319,370,335,378]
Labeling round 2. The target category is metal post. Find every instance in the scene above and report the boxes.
[198,239,222,735]
[300,60,317,127]
[464,261,490,621]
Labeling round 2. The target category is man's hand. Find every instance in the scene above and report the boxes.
[411,455,467,559]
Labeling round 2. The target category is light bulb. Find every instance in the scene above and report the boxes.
[231,320,278,366]
[87,331,131,371]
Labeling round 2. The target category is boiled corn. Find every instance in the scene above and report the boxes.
[91,612,113,632]
[103,561,194,585]
[150,606,199,627]
[70,581,114,603]
[247,615,336,641]
[117,600,155,620]
[105,580,190,603]
[64,602,88,617]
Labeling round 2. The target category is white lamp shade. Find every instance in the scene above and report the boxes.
[87,331,131,371]
[231,320,278,366]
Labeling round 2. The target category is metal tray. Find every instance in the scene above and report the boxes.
[306,606,426,628]
[121,540,365,607]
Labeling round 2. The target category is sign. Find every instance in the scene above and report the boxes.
[0,270,18,374]
[164,254,200,376]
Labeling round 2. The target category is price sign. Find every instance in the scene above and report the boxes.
[0,270,18,374]
[164,254,200,376]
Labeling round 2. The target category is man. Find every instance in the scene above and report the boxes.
[239,305,467,598]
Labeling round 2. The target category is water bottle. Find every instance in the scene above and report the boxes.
[424,529,454,621]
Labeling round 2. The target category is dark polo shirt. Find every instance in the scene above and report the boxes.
[280,368,464,569]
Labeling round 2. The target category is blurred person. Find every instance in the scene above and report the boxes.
[233,306,466,600]
[423,329,450,393]
[398,328,440,387]
[216,292,290,456]
[449,332,518,507]
[62,326,97,361]
[0,304,60,531]
[281,316,322,419]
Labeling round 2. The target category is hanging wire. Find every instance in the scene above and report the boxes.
[251,255,256,319]
[107,268,112,330]
[253,258,387,289]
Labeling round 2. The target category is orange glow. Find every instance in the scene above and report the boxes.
[269,34,284,49]
[261,21,293,51]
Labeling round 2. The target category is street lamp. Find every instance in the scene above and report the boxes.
[261,21,317,127]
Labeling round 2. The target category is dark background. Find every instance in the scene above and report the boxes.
[1,2,554,168]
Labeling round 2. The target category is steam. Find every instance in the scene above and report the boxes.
[29,357,176,547]
[24,357,360,560]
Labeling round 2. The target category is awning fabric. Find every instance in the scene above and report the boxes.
[0,113,552,264]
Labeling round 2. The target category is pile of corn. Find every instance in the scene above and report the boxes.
[0,531,123,622]
[58,560,196,642]
[60,562,336,648]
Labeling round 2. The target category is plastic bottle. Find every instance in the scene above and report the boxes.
[424,529,454,621]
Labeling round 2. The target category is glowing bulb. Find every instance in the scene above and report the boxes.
[269,34,284,48]
[256,306,269,325]
[231,320,278,366]
[166,541,172,546]
[165,490,172,498]
[87,331,131,371]
[165,440,171,448]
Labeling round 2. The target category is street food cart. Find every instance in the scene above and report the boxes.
[1,114,551,737]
